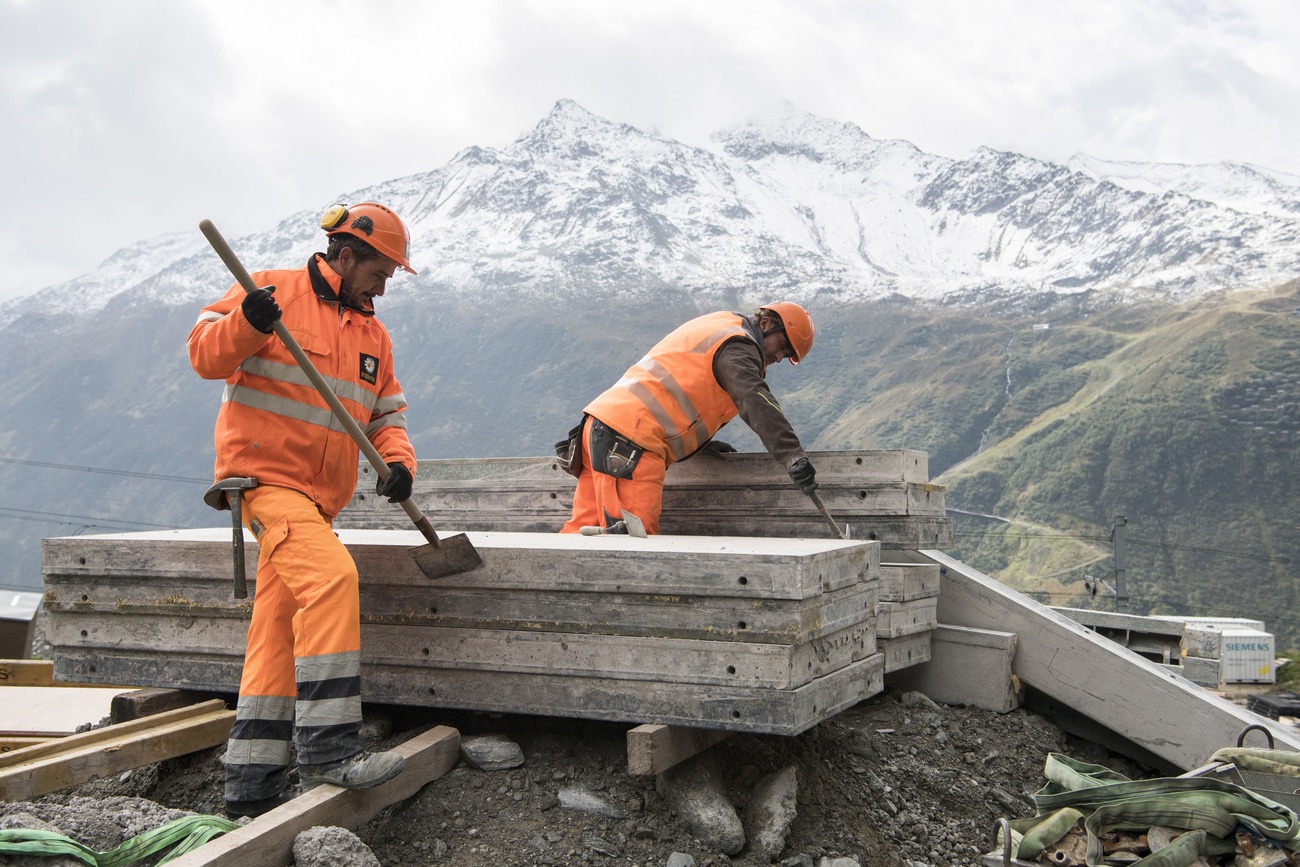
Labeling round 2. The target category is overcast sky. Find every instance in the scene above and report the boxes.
[3,0,1298,304]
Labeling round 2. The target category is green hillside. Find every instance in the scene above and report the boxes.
[776,285,1300,647]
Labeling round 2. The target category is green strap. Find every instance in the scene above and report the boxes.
[0,814,238,866]
[1210,747,1300,778]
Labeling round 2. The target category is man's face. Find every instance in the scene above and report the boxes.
[336,248,398,309]
[763,327,796,365]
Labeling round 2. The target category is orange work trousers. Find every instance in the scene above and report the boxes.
[560,415,667,535]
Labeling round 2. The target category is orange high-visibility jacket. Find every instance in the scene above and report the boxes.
[187,255,416,518]
[584,311,761,464]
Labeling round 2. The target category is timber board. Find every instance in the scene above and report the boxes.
[51,649,886,735]
[45,530,876,601]
[51,615,878,689]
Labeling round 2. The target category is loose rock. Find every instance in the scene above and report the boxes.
[292,825,380,867]
[658,752,745,855]
[459,733,525,770]
[744,765,798,862]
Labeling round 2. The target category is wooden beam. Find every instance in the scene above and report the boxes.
[0,699,233,800]
[111,687,214,724]
[165,725,460,867]
[0,659,127,689]
[627,724,731,776]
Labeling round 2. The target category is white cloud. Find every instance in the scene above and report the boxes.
[1,0,1298,303]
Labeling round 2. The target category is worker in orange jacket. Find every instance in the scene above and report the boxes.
[188,202,418,819]
[559,302,819,535]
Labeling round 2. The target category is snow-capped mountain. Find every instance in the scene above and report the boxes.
[5,99,1299,330]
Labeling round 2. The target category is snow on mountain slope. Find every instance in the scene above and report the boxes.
[5,100,1298,330]
[1068,153,1300,220]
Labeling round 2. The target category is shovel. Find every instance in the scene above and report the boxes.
[199,219,483,579]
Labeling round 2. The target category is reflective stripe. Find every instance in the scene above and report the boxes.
[225,384,340,429]
[235,694,295,719]
[295,694,362,728]
[691,326,746,354]
[373,393,408,415]
[237,356,377,412]
[196,311,224,324]
[224,737,293,766]
[622,378,689,461]
[365,412,408,437]
[296,650,360,683]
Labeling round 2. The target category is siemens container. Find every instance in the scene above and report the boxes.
[1220,629,1276,684]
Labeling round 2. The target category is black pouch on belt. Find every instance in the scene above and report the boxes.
[589,418,644,479]
[554,416,586,478]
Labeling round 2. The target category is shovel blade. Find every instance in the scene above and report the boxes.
[408,533,483,579]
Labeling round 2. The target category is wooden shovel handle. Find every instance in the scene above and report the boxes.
[198,219,440,546]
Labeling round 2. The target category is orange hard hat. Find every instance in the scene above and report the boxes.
[761,301,814,364]
[320,202,417,274]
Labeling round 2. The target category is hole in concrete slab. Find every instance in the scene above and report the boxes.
[551,463,559,471]
[81,595,89,602]
[550,493,557,499]
[737,576,748,586]
[858,490,867,498]
[78,557,86,566]
[868,532,878,540]
[731,710,741,719]
[856,457,863,464]
[726,665,736,675]
[428,606,438,614]
[89,666,96,674]
[429,687,436,696]
[80,630,87,638]
[422,648,430,656]
[737,621,748,630]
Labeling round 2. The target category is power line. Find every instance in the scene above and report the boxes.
[1127,538,1296,566]
[0,456,208,485]
[0,506,180,530]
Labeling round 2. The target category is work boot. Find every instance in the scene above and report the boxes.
[298,750,405,790]
[223,789,296,820]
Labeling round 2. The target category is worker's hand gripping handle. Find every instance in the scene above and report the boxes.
[198,219,444,549]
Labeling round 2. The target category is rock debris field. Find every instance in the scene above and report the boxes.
[0,687,1155,867]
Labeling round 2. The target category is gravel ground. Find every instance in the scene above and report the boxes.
[3,686,1159,867]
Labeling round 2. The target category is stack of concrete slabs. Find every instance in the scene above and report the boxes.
[43,529,884,735]
[337,450,952,549]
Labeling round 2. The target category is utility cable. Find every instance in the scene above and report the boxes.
[0,506,182,530]
[0,456,208,485]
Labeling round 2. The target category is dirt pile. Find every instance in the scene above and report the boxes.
[5,687,1154,867]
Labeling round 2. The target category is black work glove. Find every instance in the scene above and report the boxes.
[376,462,413,503]
[787,457,818,495]
[701,440,737,457]
[241,285,281,334]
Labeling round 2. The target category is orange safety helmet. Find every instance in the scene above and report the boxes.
[760,301,814,364]
[320,202,417,274]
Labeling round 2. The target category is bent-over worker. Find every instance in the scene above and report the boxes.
[188,202,419,819]
[559,302,819,535]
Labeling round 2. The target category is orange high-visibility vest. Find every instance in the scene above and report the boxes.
[584,311,761,464]
[187,255,415,518]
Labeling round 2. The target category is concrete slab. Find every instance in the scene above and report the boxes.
[885,624,1022,713]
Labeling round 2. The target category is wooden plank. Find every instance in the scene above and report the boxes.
[45,573,880,646]
[44,530,876,601]
[879,562,941,602]
[0,701,234,800]
[878,632,932,673]
[56,649,885,736]
[921,550,1300,770]
[0,699,228,769]
[1,738,51,754]
[877,599,938,638]
[165,725,460,867]
[0,686,135,737]
[886,625,1022,713]
[627,724,731,776]
[111,687,212,724]
[0,659,127,689]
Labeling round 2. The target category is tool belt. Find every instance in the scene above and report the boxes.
[587,418,644,479]
[554,417,585,478]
